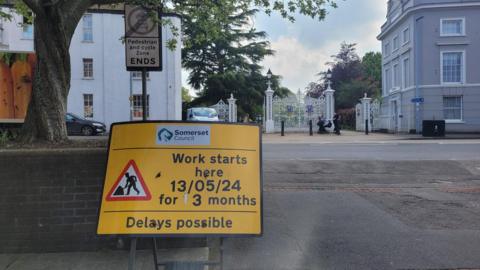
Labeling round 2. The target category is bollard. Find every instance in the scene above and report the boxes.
[309,120,313,136]
[281,121,285,136]
[365,120,369,135]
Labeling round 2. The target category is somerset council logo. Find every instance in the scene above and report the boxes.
[157,128,174,142]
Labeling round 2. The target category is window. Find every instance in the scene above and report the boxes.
[403,28,410,44]
[403,58,410,88]
[384,42,391,56]
[443,96,463,121]
[83,14,93,42]
[22,14,33,40]
[441,18,465,36]
[441,52,464,84]
[385,68,391,92]
[132,71,150,80]
[83,58,93,78]
[393,64,400,89]
[132,94,150,119]
[83,94,93,118]
[393,36,399,51]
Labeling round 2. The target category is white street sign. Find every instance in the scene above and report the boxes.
[125,5,162,71]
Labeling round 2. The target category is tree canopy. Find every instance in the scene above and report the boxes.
[182,2,291,120]
[306,42,382,110]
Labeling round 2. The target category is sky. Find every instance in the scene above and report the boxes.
[184,0,388,96]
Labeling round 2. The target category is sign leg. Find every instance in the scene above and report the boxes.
[152,238,159,270]
[128,238,138,270]
[220,238,224,270]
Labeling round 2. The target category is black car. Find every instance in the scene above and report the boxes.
[66,113,106,136]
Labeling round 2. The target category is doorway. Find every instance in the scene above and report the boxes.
[391,100,399,133]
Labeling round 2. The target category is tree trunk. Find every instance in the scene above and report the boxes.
[19,7,74,143]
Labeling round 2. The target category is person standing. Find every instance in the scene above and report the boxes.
[317,116,327,134]
[333,114,341,135]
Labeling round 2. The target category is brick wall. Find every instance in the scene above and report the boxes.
[0,149,205,253]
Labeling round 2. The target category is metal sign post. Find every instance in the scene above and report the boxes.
[123,5,163,268]
[142,68,148,121]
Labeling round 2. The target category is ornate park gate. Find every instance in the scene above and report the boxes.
[210,100,229,122]
[264,83,335,133]
[355,95,386,132]
[271,91,328,132]
[210,94,238,122]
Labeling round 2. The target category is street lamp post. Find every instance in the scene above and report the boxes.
[324,69,336,131]
[265,69,275,134]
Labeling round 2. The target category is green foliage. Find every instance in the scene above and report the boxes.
[0,129,18,146]
[191,71,290,120]
[251,0,338,22]
[307,43,382,109]
[336,108,355,130]
[327,42,363,91]
[362,51,382,83]
[183,2,292,120]
[304,81,324,98]
[336,79,378,109]
[0,0,31,24]
[182,87,193,103]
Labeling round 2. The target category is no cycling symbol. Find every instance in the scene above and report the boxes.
[127,6,157,36]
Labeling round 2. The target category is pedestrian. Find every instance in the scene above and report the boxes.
[317,116,327,134]
[333,113,341,135]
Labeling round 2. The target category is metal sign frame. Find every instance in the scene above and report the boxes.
[97,121,264,238]
[124,5,163,72]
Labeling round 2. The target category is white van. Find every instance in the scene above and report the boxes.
[187,108,220,122]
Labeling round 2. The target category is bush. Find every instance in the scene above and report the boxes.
[0,129,18,146]
[337,108,356,130]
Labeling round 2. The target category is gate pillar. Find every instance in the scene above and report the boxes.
[265,86,275,133]
[361,93,372,132]
[324,84,336,128]
[228,94,237,123]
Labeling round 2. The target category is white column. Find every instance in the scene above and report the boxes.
[234,104,237,123]
[265,86,275,133]
[324,84,336,123]
[263,96,266,128]
[361,93,372,132]
[228,94,237,123]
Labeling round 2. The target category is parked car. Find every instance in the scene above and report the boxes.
[187,108,220,122]
[66,113,106,136]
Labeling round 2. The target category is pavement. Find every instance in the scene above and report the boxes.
[0,248,209,270]
[262,130,480,144]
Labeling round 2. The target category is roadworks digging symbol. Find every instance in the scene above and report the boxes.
[106,160,152,201]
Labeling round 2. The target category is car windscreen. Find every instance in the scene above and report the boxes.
[192,108,218,117]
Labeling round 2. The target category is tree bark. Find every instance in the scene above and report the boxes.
[19,4,77,143]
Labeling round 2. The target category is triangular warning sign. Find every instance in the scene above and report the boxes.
[106,160,152,201]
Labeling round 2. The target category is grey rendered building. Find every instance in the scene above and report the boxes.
[377,0,480,133]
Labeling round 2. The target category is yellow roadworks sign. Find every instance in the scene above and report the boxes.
[97,122,262,236]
